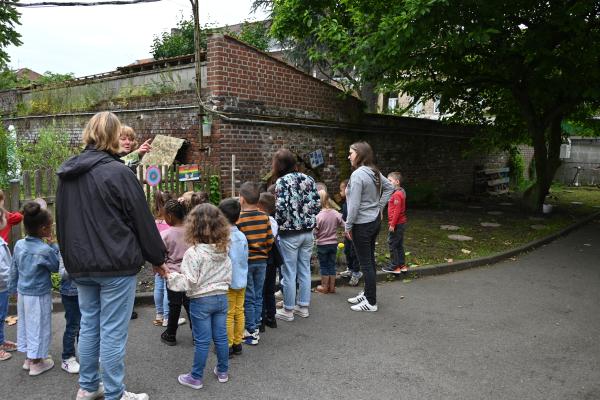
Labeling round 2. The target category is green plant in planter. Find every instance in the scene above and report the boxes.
[209,175,221,205]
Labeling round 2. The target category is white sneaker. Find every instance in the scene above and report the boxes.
[76,383,105,400]
[339,268,352,278]
[62,356,80,374]
[120,391,149,400]
[293,305,309,318]
[274,290,283,300]
[243,329,259,345]
[275,308,294,321]
[177,317,187,326]
[29,357,55,376]
[162,319,168,327]
[350,298,378,312]
[22,359,31,370]
[347,291,366,304]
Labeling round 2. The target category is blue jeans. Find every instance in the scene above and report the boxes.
[61,294,81,360]
[279,231,313,310]
[245,261,266,332]
[317,244,337,276]
[189,295,228,380]
[75,276,136,400]
[153,274,169,319]
[0,291,7,345]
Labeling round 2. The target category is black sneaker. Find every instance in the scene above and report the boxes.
[259,322,266,333]
[160,331,177,346]
[130,311,138,320]
[264,317,277,329]
[232,343,242,355]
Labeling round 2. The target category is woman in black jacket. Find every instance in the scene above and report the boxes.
[56,111,166,400]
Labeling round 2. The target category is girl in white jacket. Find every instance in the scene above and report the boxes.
[167,203,232,390]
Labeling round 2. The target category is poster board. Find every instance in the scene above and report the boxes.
[178,164,200,181]
[308,149,325,168]
[140,135,185,166]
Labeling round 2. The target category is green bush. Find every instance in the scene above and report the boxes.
[508,148,525,190]
[405,182,441,208]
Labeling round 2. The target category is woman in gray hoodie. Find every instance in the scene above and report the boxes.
[345,142,394,312]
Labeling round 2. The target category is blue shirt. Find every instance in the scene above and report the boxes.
[229,226,249,289]
[59,254,78,296]
[9,236,60,296]
[0,238,11,293]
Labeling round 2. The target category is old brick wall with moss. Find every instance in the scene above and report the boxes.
[1,34,508,200]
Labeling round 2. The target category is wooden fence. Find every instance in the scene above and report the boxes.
[4,161,221,248]
[135,161,221,204]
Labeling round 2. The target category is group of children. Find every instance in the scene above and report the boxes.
[0,167,408,390]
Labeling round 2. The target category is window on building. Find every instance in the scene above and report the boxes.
[433,97,441,114]
[412,100,423,114]
[388,97,398,110]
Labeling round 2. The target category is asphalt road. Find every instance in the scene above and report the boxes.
[2,220,599,400]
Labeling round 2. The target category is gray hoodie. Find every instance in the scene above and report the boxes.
[345,166,394,231]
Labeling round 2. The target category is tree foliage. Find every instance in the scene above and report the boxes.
[151,16,197,59]
[270,0,600,210]
[0,0,22,68]
[151,16,272,59]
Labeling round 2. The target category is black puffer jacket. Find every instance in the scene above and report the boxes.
[56,146,165,278]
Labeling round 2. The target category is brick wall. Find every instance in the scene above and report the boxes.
[206,34,364,123]
[2,35,511,200]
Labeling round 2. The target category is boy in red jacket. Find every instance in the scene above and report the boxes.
[0,190,23,244]
[382,172,408,274]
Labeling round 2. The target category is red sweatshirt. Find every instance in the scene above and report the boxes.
[387,189,406,227]
[0,211,23,243]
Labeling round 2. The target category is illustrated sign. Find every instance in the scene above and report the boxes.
[140,134,185,166]
[178,164,200,182]
[145,166,162,186]
[308,149,325,168]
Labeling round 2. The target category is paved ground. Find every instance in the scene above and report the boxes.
[2,220,600,400]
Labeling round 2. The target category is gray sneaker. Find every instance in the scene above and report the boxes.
[349,271,363,286]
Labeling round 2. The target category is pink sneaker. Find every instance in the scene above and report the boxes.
[178,373,203,389]
[29,357,54,376]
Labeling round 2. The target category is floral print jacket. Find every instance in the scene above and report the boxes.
[275,172,321,233]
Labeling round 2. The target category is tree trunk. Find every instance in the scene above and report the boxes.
[521,117,563,212]
[360,81,378,113]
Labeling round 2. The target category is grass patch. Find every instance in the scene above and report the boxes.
[375,185,600,268]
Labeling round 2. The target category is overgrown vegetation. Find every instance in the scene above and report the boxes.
[14,70,181,116]
[16,125,76,172]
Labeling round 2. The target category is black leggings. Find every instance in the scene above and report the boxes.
[165,289,191,335]
[352,218,381,305]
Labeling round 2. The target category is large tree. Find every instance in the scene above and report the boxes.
[0,0,22,67]
[270,0,600,211]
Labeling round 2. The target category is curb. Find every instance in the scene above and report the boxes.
[10,211,599,315]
